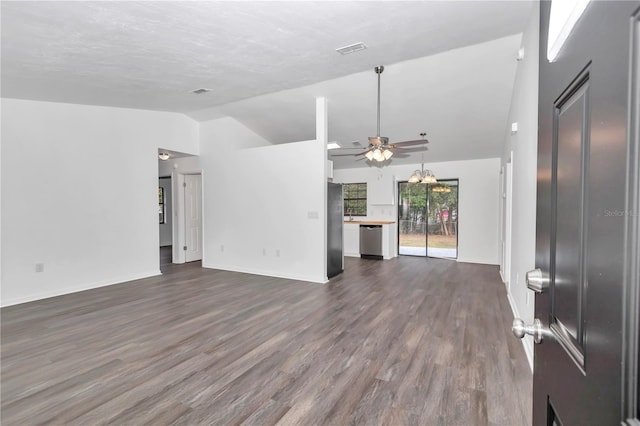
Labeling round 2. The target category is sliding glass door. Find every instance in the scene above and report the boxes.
[398,179,458,258]
[426,180,458,258]
[398,182,428,256]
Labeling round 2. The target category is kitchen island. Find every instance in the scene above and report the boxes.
[343,221,397,259]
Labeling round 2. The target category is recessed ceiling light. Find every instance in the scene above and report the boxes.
[327,142,341,150]
[336,42,367,55]
[191,88,212,94]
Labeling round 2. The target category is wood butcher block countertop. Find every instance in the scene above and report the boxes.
[344,220,396,225]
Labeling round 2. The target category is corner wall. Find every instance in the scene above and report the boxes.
[198,115,327,283]
[501,3,540,369]
[1,98,199,306]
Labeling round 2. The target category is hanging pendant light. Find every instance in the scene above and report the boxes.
[408,136,437,183]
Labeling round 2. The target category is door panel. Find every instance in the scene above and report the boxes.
[398,182,427,256]
[427,180,458,259]
[552,73,589,360]
[184,174,202,262]
[534,2,639,424]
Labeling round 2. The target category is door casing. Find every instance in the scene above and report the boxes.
[171,171,203,264]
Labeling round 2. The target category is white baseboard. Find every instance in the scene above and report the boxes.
[506,289,534,372]
[1,270,162,307]
[201,262,328,284]
[456,257,500,266]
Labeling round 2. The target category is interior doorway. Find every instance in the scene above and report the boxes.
[157,149,202,266]
[158,176,173,267]
[500,156,513,286]
[397,179,458,258]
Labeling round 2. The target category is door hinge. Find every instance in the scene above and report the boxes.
[183,246,187,251]
[183,182,187,188]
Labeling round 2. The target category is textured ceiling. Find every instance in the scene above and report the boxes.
[1,0,534,168]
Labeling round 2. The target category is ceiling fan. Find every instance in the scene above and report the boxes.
[331,65,430,162]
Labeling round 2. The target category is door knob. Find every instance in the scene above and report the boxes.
[512,318,547,344]
[526,268,549,293]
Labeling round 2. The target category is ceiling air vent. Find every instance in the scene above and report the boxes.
[191,88,211,94]
[336,42,367,55]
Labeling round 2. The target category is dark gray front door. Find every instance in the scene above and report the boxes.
[533,1,640,424]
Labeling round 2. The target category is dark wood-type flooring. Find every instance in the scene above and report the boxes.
[1,257,532,425]
[160,246,173,267]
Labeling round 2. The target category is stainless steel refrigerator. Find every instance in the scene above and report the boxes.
[327,182,344,278]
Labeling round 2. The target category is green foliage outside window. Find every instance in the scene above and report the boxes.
[343,183,367,216]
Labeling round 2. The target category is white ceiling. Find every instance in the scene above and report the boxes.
[1,1,534,168]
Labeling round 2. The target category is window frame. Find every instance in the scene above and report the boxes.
[343,182,367,217]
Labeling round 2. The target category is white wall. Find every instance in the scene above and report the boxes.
[333,157,501,265]
[501,3,539,369]
[198,115,327,283]
[1,98,199,306]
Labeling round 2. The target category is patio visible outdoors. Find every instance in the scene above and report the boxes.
[398,180,458,259]
[399,232,457,258]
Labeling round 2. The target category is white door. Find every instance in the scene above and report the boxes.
[184,174,202,262]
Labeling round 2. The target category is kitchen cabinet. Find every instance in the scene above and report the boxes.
[344,223,360,257]
[369,174,396,205]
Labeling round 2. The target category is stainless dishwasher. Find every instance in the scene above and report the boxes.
[359,224,383,260]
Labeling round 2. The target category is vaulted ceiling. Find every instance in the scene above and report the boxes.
[1,1,534,168]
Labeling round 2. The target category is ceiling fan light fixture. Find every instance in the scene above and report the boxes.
[368,136,389,146]
[365,150,375,161]
[372,148,383,161]
[383,149,393,160]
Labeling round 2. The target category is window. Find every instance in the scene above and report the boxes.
[343,182,367,216]
[159,187,165,224]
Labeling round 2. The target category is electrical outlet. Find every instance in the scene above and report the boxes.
[262,248,266,256]
[220,244,224,252]
[35,263,44,273]
[276,249,280,257]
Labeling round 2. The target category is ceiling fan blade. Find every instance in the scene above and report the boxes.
[330,151,367,157]
[390,146,429,152]
[391,139,430,147]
